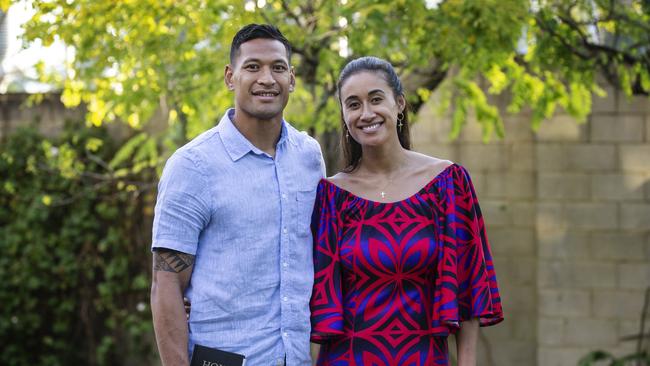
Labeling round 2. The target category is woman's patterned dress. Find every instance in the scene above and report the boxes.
[310,164,503,366]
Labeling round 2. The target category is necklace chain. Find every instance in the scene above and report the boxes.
[359,156,409,200]
[377,170,401,199]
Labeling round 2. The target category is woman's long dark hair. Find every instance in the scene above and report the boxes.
[337,56,411,172]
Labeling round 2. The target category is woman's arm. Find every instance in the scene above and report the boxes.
[456,318,479,366]
[310,342,320,366]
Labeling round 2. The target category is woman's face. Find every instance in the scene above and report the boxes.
[339,71,405,148]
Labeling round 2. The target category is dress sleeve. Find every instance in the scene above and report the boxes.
[310,181,344,343]
[436,166,503,332]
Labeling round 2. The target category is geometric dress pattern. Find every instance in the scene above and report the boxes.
[310,164,504,366]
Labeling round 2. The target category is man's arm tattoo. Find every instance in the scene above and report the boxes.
[153,249,195,273]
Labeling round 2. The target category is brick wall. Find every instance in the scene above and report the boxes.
[0,93,84,140]
[412,86,650,365]
[0,93,142,143]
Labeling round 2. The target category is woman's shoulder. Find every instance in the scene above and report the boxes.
[326,171,350,185]
[407,151,455,178]
[323,172,359,194]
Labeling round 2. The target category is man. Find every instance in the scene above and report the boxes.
[150,24,324,366]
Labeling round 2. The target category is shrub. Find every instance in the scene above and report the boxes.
[0,123,156,366]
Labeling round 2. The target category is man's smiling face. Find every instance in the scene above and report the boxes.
[226,38,295,122]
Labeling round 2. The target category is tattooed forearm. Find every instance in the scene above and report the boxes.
[153,249,195,273]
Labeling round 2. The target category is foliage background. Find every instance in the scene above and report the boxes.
[1,0,650,364]
[19,0,650,172]
[0,123,156,365]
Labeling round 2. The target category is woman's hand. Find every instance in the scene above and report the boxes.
[183,297,191,319]
[310,342,320,366]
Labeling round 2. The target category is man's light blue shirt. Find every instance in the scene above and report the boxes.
[152,109,324,366]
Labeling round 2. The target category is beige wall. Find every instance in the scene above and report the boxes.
[0,93,84,140]
[412,86,650,365]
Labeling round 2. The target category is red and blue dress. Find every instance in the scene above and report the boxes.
[310,164,503,366]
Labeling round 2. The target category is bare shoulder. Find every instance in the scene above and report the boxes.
[407,151,454,177]
[326,170,375,194]
[326,171,356,190]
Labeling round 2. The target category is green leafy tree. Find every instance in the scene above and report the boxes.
[14,0,650,169]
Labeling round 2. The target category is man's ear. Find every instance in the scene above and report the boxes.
[289,66,296,92]
[224,64,234,91]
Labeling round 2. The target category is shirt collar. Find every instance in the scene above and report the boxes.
[216,109,295,162]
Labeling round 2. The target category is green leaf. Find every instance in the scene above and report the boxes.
[578,350,614,366]
[108,132,148,170]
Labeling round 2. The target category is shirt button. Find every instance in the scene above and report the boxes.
[283,296,288,302]
[282,193,287,199]
[282,262,288,267]
[283,228,288,234]
[283,332,288,337]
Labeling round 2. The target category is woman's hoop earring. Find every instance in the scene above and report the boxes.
[397,112,405,131]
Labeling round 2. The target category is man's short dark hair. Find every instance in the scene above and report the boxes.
[229,24,292,64]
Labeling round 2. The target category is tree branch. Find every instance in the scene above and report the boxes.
[280,0,304,28]
[401,61,449,113]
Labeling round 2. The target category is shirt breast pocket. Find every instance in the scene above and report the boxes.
[294,188,316,237]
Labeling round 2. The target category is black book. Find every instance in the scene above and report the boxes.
[190,344,246,366]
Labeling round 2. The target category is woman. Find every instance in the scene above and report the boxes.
[309,57,503,366]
